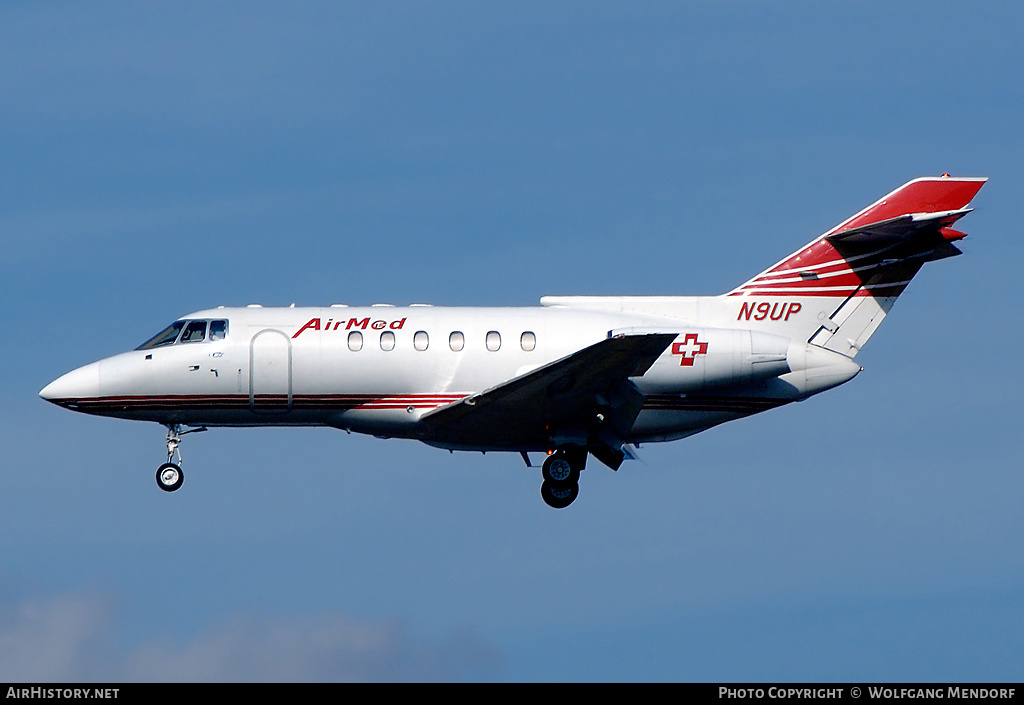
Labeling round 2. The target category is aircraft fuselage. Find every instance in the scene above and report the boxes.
[40,300,860,449]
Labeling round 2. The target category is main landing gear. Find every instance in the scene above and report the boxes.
[156,424,205,492]
[540,447,586,509]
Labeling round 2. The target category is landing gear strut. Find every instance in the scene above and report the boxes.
[156,424,205,492]
[540,447,586,509]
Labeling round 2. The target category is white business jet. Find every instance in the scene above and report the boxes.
[40,176,986,508]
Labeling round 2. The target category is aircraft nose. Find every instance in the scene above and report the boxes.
[39,362,101,404]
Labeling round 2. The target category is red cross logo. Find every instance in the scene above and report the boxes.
[671,333,709,366]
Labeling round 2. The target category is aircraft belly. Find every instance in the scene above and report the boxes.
[627,388,794,443]
[628,408,753,442]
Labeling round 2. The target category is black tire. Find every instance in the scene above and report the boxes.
[156,463,184,492]
[541,480,579,509]
[542,454,580,485]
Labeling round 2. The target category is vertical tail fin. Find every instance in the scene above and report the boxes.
[729,176,986,357]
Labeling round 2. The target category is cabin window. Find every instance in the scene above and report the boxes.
[179,320,208,343]
[486,331,501,352]
[380,331,395,351]
[414,331,429,351]
[521,331,536,351]
[348,331,363,351]
[449,331,464,352]
[209,320,228,341]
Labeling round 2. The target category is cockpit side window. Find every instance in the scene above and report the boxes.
[136,321,185,350]
[179,321,208,343]
[209,320,228,341]
[136,318,228,350]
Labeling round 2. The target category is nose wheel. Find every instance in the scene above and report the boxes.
[540,447,586,509]
[156,424,205,492]
[156,462,183,492]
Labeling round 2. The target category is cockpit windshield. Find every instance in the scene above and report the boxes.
[136,319,228,350]
[180,321,207,343]
[136,321,185,350]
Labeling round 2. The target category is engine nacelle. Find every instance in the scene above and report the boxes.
[781,341,863,397]
[623,327,791,392]
[618,326,862,396]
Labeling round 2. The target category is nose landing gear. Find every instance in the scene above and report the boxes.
[156,462,183,492]
[156,424,205,492]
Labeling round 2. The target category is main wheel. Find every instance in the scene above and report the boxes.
[542,454,580,485]
[541,480,579,509]
[156,463,184,492]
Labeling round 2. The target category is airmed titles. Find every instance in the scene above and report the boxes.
[293,317,407,338]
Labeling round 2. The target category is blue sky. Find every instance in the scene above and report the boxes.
[2,1,1022,682]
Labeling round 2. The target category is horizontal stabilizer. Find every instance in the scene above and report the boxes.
[730,176,985,298]
[827,208,973,244]
[827,177,986,239]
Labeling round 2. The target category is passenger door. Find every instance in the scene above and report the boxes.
[249,329,292,413]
